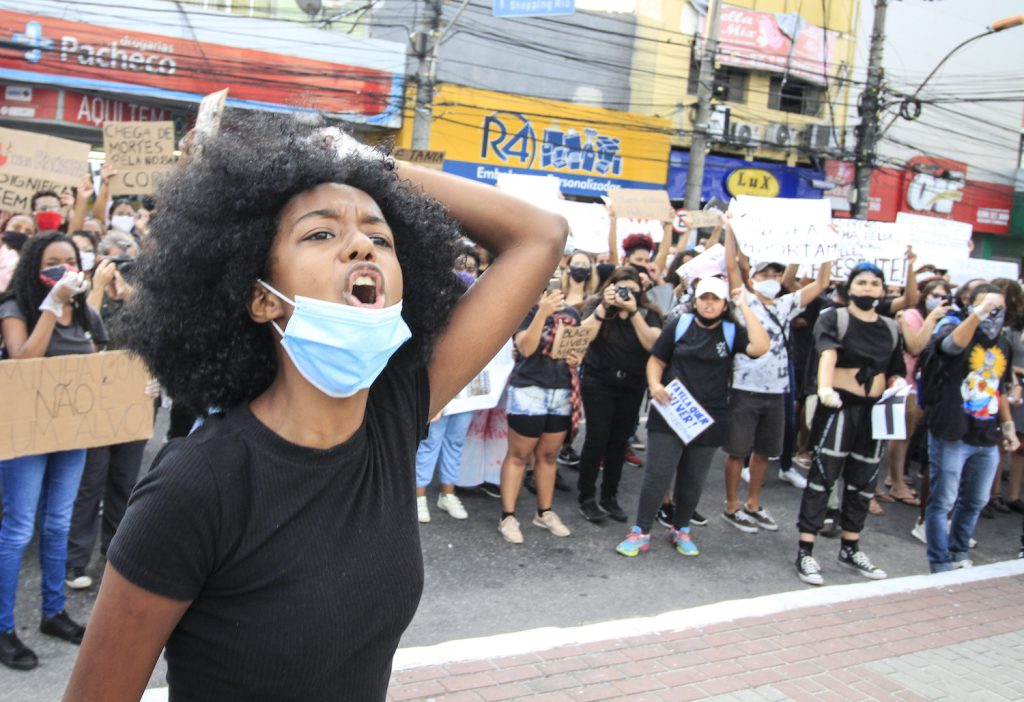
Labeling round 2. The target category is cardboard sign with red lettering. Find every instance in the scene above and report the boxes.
[103,121,177,195]
[0,351,154,461]
[0,126,90,214]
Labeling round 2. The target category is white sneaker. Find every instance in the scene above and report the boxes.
[499,515,524,544]
[796,554,824,586]
[911,519,927,544]
[533,510,571,537]
[416,495,430,523]
[437,493,468,519]
[779,468,808,489]
[741,467,750,484]
[952,558,973,569]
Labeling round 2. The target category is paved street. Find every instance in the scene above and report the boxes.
[3,410,1024,701]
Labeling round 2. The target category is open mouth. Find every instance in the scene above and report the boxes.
[345,265,385,309]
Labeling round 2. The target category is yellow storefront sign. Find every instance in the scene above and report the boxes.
[726,168,781,198]
[400,85,672,196]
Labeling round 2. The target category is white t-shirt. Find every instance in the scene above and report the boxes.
[732,289,804,394]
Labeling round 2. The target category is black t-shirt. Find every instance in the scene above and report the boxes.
[107,345,430,701]
[814,308,906,392]
[582,298,662,380]
[928,326,1013,446]
[508,304,581,389]
[647,316,749,447]
[0,299,107,356]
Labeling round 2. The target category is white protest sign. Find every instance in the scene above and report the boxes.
[195,88,229,139]
[678,243,726,281]
[496,172,562,201]
[554,200,610,254]
[798,220,909,286]
[872,385,911,440]
[616,217,665,254]
[728,196,838,264]
[895,213,972,271]
[651,379,715,444]
[443,340,515,416]
[947,257,1020,287]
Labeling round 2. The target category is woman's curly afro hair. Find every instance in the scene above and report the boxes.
[118,112,464,414]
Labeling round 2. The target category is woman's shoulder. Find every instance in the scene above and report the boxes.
[0,297,26,321]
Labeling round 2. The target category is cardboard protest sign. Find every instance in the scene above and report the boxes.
[872,385,912,441]
[103,121,177,196]
[0,351,154,461]
[728,196,838,264]
[393,148,445,169]
[195,88,229,139]
[895,213,972,271]
[550,324,597,360]
[673,208,722,233]
[0,127,91,214]
[651,379,714,444]
[947,257,1020,287]
[608,187,673,221]
[798,220,909,286]
[444,341,515,415]
[678,243,726,281]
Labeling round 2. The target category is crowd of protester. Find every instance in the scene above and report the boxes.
[0,118,1022,698]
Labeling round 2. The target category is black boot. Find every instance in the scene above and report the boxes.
[0,630,38,670]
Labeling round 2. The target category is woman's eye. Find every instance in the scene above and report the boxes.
[306,230,333,241]
[370,235,392,248]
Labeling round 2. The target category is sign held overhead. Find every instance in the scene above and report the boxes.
[103,121,177,196]
[608,187,673,221]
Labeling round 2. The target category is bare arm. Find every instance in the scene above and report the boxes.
[888,248,919,314]
[652,222,672,274]
[629,311,661,351]
[91,165,116,223]
[1,313,58,360]
[647,355,669,404]
[723,223,744,292]
[394,164,568,417]
[513,294,560,358]
[735,291,769,357]
[781,264,800,293]
[607,212,619,266]
[902,304,949,356]
[705,219,723,248]
[798,261,832,309]
[818,348,838,390]
[63,564,190,702]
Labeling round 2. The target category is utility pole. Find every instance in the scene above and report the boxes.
[684,0,723,220]
[852,0,887,220]
[411,0,442,150]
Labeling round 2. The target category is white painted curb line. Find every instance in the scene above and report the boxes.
[140,559,1024,701]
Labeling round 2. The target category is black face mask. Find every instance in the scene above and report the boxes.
[850,295,879,311]
[694,310,725,327]
[595,262,615,282]
[2,230,27,252]
[629,261,648,274]
[569,266,591,283]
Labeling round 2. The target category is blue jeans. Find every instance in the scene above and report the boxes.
[925,434,998,573]
[415,412,474,488]
[0,449,87,631]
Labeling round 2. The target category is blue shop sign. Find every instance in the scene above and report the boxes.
[667,150,825,202]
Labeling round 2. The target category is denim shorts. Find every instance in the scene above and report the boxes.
[506,386,572,438]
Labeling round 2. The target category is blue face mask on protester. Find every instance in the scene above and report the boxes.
[259,280,412,398]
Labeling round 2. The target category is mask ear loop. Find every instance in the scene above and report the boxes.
[257,279,294,337]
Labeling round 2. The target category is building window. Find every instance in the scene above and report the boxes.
[687,56,749,105]
[768,76,823,116]
[182,0,272,18]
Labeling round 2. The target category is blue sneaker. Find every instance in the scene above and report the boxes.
[616,526,651,557]
[671,527,700,556]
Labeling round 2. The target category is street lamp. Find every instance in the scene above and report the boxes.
[879,14,1024,137]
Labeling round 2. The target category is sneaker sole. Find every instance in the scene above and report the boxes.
[65,579,92,590]
[721,513,758,534]
[438,505,468,519]
[837,558,887,580]
[690,518,708,527]
[674,544,699,557]
[797,571,824,586]
[532,518,570,537]
[578,506,607,522]
[499,529,523,544]
[748,519,779,532]
[616,543,650,557]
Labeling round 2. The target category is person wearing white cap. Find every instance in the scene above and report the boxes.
[616,276,769,557]
[721,224,832,534]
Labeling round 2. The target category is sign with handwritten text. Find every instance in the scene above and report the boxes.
[651,379,714,444]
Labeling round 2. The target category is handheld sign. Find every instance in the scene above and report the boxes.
[798,220,909,285]
[0,127,91,214]
[0,351,154,461]
[872,385,911,441]
[728,196,838,264]
[103,121,177,196]
[651,379,714,444]
[608,187,673,221]
[195,88,229,139]
[550,323,596,360]
[443,341,515,415]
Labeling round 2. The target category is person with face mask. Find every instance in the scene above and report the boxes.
[0,214,37,292]
[0,232,107,671]
[31,190,65,233]
[794,263,907,585]
[722,223,832,536]
[555,251,599,468]
[616,277,768,557]
[923,283,1019,573]
[63,114,568,701]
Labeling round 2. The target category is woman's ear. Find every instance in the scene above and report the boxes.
[249,282,284,324]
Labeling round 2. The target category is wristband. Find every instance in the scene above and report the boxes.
[1001,421,1015,435]
[627,309,638,318]
[594,306,607,321]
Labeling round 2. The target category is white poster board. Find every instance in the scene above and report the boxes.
[947,258,1020,287]
[443,340,514,416]
[496,172,562,201]
[895,212,972,271]
[651,379,715,444]
[798,220,909,286]
[616,218,665,254]
[678,243,726,281]
[554,200,610,254]
[872,385,911,441]
[728,196,838,264]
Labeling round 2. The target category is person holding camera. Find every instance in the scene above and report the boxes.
[0,232,106,671]
[575,267,663,522]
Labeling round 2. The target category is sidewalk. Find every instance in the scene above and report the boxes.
[386,560,1024,702]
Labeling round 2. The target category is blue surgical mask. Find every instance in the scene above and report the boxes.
[259,280,412,398]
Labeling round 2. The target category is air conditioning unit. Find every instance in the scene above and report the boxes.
[707,104,731,141]
[766,123,798,148]
[729,121,763,146]
[803,124,835,151]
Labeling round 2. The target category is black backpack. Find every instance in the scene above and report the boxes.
[913,316,960,409]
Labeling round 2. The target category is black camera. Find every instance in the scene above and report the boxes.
[615,286,632,301]
[103,255,134,267]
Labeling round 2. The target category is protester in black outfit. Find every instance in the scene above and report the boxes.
[575,267,662,522]
[795,263,906,586]
[63,114,567,702]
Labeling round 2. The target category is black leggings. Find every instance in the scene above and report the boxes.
[576,375,645,502]
[797,392,882,535]
[633,432,718,532]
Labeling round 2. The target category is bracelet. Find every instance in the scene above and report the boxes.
[594,309,606,321]
[627,309,638,318]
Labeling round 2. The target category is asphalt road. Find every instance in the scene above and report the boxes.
[3,409,1023,701]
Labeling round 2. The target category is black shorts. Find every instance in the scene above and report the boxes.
[724,389,786,458]
[507,413,572,438]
